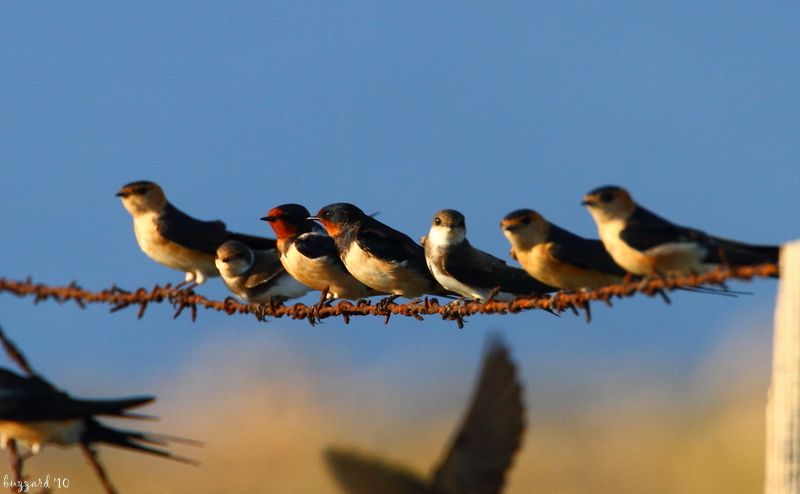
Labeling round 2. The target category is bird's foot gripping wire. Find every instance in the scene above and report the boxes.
[376,295,400,324]
[308,288,334,326]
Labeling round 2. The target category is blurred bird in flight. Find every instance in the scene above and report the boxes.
[325,336,525,494]
[0,327,196,494]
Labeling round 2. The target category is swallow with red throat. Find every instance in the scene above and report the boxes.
[261,204,380,300]
[325,336,525,494]
[311,203,445,298]
[500,209,626,290]
[215,240,310,303]
[423,210,555,301]
[117,180,276,284]
[582,185,779,277]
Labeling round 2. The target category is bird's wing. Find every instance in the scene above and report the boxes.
[619,206,710,252]
[294,232,339,260]
[431,338,525,494]
[324,448,432,494]
[443,242,554,294]
[547,224,627,276]
[227,232,277,251]
[355,219,426,266]
[624,207,778,265]
[0,369,153,421]
[157,203,229,255]
[244,250,286,289]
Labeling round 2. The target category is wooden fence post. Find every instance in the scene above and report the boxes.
[766,242,800,493]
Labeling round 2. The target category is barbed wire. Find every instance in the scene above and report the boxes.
[0,264,779,328]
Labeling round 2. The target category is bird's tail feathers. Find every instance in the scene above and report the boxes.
[709,236,779,267]
[84,421,200,465]
[72,396,156,418]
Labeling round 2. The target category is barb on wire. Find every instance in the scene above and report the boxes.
[0,264,779,327]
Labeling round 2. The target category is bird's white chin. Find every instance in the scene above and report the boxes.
[215,259,250,277]
[427,225,465,247]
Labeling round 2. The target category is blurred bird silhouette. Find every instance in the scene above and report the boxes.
[0,327,197,494]
[325,336,525,494]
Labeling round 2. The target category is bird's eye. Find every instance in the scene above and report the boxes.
[434,217,441,225]
[135,187,148,195]
[600,192,614,203]
[521,216,531,225]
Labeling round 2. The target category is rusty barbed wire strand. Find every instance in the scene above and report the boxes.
[0,264,779,328]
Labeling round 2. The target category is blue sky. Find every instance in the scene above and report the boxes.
[0,3,796,489]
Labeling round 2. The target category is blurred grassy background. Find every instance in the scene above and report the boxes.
[18,318,770,494]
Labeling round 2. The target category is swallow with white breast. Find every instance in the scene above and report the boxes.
[500,209,626,290]
[325,336,525,494]
[215,240,310,303]
[582,185,779,277]
[117,180,276,284]
[261,204,381,300]
[311,203,446,298]
[424,209,555,301]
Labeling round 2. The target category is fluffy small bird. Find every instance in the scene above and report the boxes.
[424,209,555,301]
[582,185,779,277]
[325,337,525,494]
[261,204,380,300]
[215,240,310,303]
[312,203,446,298]
[117,180,276,284]
[500,209,626,290]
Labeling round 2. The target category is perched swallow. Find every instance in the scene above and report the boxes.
[582,185,780,277]
[424,210,555,301]
[215,241,310,303]
[311,203,445,298]
[325,336,525,494]
[0,368,195,462]
[500,209,626,290]
[260,204,380,300]
[117,180,276,284]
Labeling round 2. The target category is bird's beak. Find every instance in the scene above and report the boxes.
[581,198,596,206]
[115,190,128,198]
[260,215,277,222]
[307,216,320,221]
